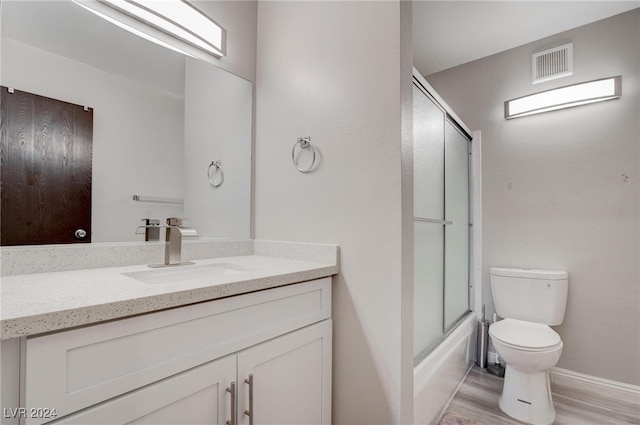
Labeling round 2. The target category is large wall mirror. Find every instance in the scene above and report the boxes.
[1,0,252,245]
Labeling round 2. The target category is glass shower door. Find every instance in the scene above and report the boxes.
[444,120,470,329]
[413,84,445,358]
[413,80,471,362]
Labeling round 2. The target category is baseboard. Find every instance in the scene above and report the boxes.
[551,367,640,404]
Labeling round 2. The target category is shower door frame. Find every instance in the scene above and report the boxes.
[413,75,473,365]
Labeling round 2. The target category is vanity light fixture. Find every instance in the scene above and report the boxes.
[73,0,226,58]
[504,76,621,119]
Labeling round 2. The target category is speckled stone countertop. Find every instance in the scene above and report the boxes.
[0,240,339,340]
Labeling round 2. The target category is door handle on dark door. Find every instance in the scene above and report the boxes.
[74,229,87,239]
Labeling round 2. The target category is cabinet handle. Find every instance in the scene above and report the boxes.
[244,374,254,425]
[226,381,236,425]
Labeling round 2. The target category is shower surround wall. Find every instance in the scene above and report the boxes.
[254,1,414,423]
[427,9,640,386]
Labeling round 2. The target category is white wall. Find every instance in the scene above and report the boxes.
[254,1,413,423]
[427,9,640,386]
[1,38,185,242]
[184,57,252,239]
[193,0,257,238]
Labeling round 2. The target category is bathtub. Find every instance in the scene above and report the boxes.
[413,312,476,424]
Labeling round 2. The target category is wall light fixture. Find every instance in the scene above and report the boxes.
[73,0,226,59]
[504,76,621,119]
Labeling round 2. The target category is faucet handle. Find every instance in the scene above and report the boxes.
[137,218,161,241]
[166,217,183,227]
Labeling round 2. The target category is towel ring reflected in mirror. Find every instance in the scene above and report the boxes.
[292,137,317,173]
[208,160,224,188]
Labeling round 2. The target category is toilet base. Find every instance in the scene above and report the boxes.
[498,365,555,425]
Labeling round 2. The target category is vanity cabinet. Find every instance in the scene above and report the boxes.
[49,354,237,424]
[237,321,330,425]
[17,278,331,425]
[46,322,331,425]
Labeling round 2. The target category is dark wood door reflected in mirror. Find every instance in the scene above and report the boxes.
[1,86,93,245]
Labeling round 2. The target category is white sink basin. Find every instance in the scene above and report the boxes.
[123,263,259,285]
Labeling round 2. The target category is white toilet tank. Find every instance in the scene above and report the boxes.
[490,267,568,326]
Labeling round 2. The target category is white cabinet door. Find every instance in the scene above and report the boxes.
[237,321,332,425]
[52,355,236,425]
[24,278,331,424]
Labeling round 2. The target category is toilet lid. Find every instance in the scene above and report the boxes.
[489,318,561,350]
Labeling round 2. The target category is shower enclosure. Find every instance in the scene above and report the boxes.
[413,75,472,364]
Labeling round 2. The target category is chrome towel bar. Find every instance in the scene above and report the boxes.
[414,217,453,225]
[132,195,184,204]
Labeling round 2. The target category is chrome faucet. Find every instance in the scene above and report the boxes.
[163,217,197,266]
[136,217,198,267]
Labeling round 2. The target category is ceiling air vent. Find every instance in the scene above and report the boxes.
[532,43,573,84]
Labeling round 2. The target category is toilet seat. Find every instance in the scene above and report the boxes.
[490,318,561,352]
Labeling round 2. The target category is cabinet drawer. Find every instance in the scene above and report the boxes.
[47,355,236,425]
[22,278,330,424]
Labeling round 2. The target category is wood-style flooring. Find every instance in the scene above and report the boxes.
[436,367,640,425]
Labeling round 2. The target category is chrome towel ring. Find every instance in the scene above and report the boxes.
[208,160,224,188]
[292,137,317,173]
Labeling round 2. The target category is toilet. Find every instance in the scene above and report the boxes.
[489,267,568,425]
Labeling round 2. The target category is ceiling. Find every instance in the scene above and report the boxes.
[2,0,186,95]
[5,1,639,85]
[413,1,640,77]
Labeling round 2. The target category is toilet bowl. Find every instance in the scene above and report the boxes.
[490,318,563,425]
[489,267,568,425]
